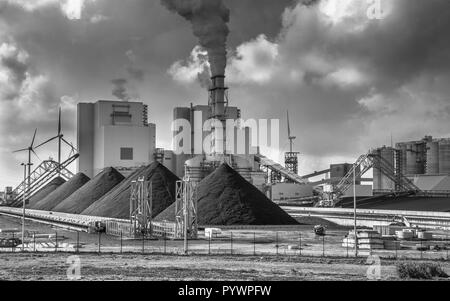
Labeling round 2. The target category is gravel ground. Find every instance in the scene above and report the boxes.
[2,215,450,281]
[0,253,402,281]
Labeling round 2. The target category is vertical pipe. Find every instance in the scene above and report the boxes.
[142,233,145,255]
[353,165,358,257]
[276,232,279,256]
[322,235,325,257]
[76,232,79,254]
[299,232,302,257]
[183,184,188,255]
[164,232,167,254]
[55,231,58,253]
[208,233,211,255]
[22,164,26,252]
[346,235,349,258]
[231,232,233,256]
[120,231,123,254]
[420,239,423,260]
[254,232,256,256]
[33,233,36,253]
[12,232,15,253]
[98,231,101,254]
[446,233,448,261]
[395,239,398,260]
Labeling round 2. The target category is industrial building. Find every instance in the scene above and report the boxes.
[77,100,156,178]
[372,136,450,192]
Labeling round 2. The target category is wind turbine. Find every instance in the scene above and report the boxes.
[287,111,296,153]
[13,128,40,190]
[35,108,77,174]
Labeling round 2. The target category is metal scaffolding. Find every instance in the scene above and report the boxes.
[175,180,198,242]
[130,177,152,236]
[285,152,300,178]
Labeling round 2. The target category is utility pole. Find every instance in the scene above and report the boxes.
[353,163,358,257]
[21,163,32,252]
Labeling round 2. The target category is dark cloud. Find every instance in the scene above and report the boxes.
[161,0,230,76]
[1,0,449,185]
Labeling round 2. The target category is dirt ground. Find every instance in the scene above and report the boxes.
[0,253,403,281]
[2,215,450,281]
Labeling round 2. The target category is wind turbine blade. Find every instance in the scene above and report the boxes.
[31,149,41,161]
[35,136,58,149]
[58,107,62,135]
[62,137,78,152]
[13,148,28,153]
[31,128,38,148]
[287,111,291,138]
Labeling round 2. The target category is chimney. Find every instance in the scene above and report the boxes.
[209,75,228,121]
[209,75,228,155]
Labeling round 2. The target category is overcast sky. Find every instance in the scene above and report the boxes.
[1,0,450,187]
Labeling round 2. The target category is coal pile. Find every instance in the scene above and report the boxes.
[26,177,66,208]
[156,164,299,226]
[82,163,180,219]
[52,167,125,214]
[31,173,90,211]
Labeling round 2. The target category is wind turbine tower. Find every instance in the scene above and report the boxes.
[285,111,300,176]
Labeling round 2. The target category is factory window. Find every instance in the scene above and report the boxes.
[120,148,134,160]
[112,105,132,124]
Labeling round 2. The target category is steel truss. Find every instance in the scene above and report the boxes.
[175,180,198,240]
[10,155,78,207]
[130,177,152,236]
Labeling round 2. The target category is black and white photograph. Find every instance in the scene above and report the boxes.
[1,0,450,287]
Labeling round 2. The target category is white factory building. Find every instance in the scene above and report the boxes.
[77,100,156,178]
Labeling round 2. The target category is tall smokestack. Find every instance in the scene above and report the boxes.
[209,75,227,121]
[161,0,231,155]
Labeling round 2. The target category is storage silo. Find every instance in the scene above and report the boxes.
[373,147,395,191]
[426,141,440,174]
[405,142,426,175]
[396,143,407,176]
[439,139,450,174]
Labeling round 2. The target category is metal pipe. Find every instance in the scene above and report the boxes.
[353,164,358,257]
[21,163,26,252]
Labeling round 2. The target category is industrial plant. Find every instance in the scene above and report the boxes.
[1,0,450,283]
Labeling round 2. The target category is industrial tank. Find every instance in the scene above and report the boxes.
[439,139,450,174]
[405,142,426,175]
[426,141,440,174]
[373,147,395,191]
[396,143,408,176]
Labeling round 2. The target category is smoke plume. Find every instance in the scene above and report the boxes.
[161,0,230,77]
[111,78,130,101]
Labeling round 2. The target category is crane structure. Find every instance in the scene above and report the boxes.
[323,151,421,207]
[285,111,300,178]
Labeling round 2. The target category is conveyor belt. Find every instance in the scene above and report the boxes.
[255,154,308,184]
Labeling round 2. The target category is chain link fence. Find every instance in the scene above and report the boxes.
[2,229,449,261]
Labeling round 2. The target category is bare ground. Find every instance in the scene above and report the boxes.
[0,253,403,281]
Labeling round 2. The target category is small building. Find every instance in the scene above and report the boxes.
[271,183,314,203]
[77,100,156,178]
